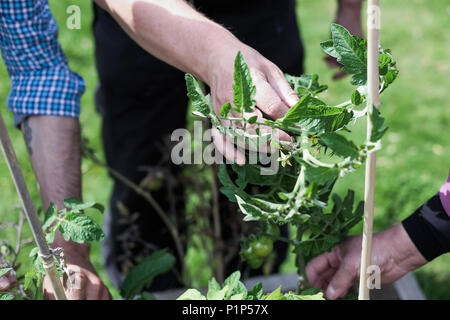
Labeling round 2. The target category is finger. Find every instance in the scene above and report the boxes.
[100,287,112,300]
[252,71,290,120]
[325,264,358,300]
[265,65,299,107]
[306,253,334,288]
[0,275,15,291]
[212,127,246,166]
[315,268,337,291]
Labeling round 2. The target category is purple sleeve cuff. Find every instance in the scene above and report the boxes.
[439,171,450,217]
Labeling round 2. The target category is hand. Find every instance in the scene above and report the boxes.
[43,245,111,300]
[206,43,298,165]
[306,223,427,300]
[0,273,16,292]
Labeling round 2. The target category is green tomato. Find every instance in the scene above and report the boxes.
[240,245,254,260]
[247,256,263,269]
[251,235,274,258]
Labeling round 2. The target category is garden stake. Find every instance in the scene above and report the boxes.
[358,0,381,300]
[0,113,67,300]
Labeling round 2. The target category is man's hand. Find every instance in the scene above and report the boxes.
[306,223,427,300]
[0,273,16,292]
[22,116,110,299]
[207,45,298,164]
[43,245,111,300]
[97,0,299,164]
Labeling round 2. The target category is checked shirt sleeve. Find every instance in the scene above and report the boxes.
[0,0,85,122]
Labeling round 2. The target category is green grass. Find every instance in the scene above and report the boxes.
[0,0,449,299]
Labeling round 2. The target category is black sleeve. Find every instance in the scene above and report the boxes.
[402,193,450,261]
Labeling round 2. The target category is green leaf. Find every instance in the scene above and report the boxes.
[230,293,245,300]
[220,102,232,117]
[207,285,228,300]
[305,165,339,185]
[246,282,264,300]
[0,292,14,300]
[58,213,105,243]
[247,115,258,124]
[320,133,359,159]
[370,107,388,142]
[351,90,362,105]
[320,40,339,58]
[287,292,325,300]
[261,286,285,300]
[233,51,256,113]
[177,289,206,301]
[185,73,212,117]
[329,24,367,86]
[285,74,328,97]
[281,95,353,132]
[44,203,57,223]
[120,249,175,299]
[223,271,241,298]
[0,267,12,278]
[64,197,104,214]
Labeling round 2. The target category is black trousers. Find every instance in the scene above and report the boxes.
[93,0,305,290]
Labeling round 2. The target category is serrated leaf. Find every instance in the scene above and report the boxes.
[121,249,175,299]
[0,267,12,278]
[0,292,14,300]
[44,203,57,223]
[185,73,212,117]
[351,90,362,105]
[246,282,264,300]
[370,107,388,142]
[207,285,228,300]
[233,51,256,113]
[223,271,241,298]
[305,166,339,185]
[177,289,206,300]
[320,40,339,58]
[220,102,232,117]
[261,286,285,300]
[58,213,105,243]
[320,133,359,159]
[329,24,367,86]
[281,93,353,132]
[64,198,104,214]
[247,115,258,124]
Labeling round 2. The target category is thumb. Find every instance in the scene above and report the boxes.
[325,264,357,300]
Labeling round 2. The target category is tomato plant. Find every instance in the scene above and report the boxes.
[182,23,398,296]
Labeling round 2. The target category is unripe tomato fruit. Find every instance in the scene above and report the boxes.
[251,235,273,258]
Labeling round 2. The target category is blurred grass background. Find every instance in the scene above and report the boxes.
[0,0,449,299]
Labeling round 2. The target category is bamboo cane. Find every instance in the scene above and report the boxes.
[358,0,381,300]
[0,113,67,300]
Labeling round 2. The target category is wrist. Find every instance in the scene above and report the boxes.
[202,30,247,85]
[52,233,90,262]
[383,223,427,272]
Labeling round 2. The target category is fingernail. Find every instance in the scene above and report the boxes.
[287,96,299,107]
[0,276,9,290]
[326,285,336,300]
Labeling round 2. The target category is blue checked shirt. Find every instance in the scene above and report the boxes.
[0,0,85,124]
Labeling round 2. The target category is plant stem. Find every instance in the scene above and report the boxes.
[295,227,310,293]
[211,165,224,283]
[332,99,352,109]
[84,148,189,283]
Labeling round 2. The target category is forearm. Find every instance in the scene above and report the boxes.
[21,116,89,258]
[95,0,243,83]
